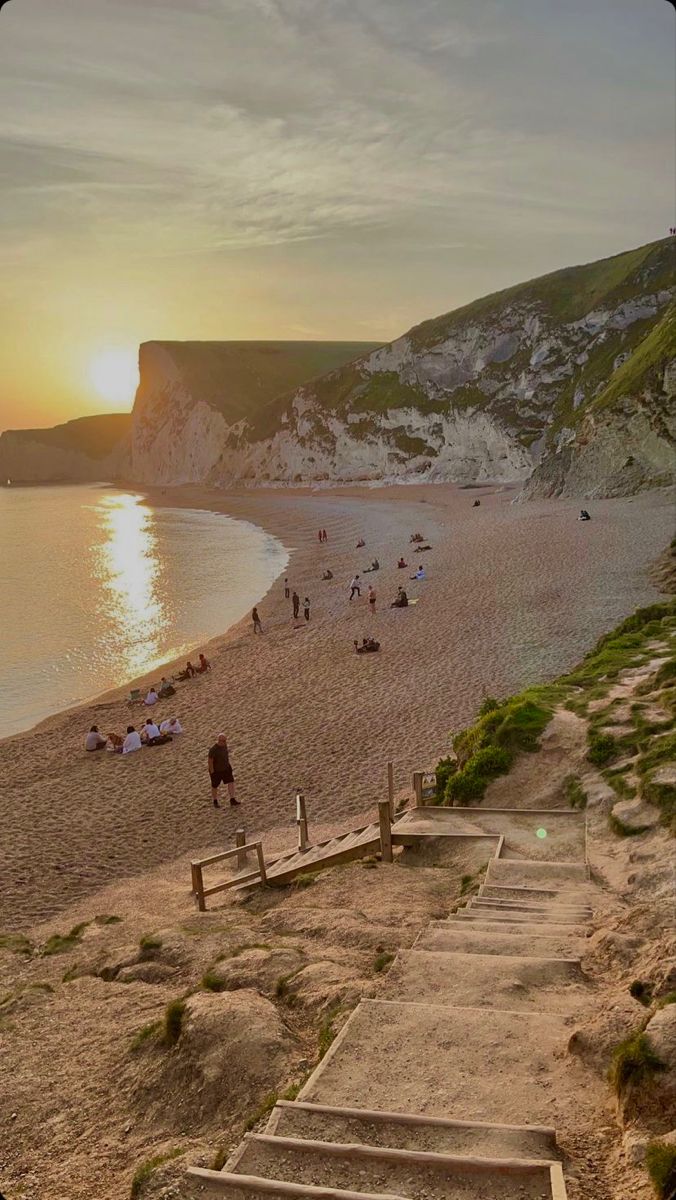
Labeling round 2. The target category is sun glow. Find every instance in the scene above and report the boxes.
[88,348,139,408]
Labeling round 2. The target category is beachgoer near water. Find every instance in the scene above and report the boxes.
[160,716,183,735]
[391,588,408,608]
[122,726,142,755]
[252,606,263,633]
[284,578,290,599]
[318,529,322,543]
[397,558,407,568]
[197,653,211,673]
[322,529,328,542]
[158,677,176,698]
[186,661,197,678]
[410,565,426,580]
[85,725,107,752]
[368,585,376,612]
[349,575,361,600]
[144,688,159,706]
[303,596,311,622]
[208,733,239,807]
[292,590,300,619]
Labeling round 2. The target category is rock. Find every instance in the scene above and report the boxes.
[289,960,365,1014]
[623,1004,676,1132]
[611,797,661,832]
[116,962,177,985]
[622,1128,649,1164]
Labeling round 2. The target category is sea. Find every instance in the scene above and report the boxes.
[0,485,288,738]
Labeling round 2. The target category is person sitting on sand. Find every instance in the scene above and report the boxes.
[391,587,408,608]
[144,687,159,706]
[354,637,380,654]
[197,653,211,673]
[141,719,161,744]
[418,545,431,551]
[578,509,591,521]
[160,716,183,735]
[410,533,424,543]
[322,569,334,580]
[397,557,407,568]
[364,558,379,572]
[356,538,366,548]
[159,676,176,698]
[121,725,142,755]
[410,565,426,580]
[473,499,481,507]
[85,725,107,752]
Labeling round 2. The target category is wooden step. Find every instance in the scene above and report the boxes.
[265,1099,559,1161]
[187,1167,411,1199]
[225,1133,561,1200]
[415,924,586,959]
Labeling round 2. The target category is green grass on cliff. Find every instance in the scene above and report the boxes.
[592,302,676,414]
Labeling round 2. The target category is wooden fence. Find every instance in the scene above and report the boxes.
[191,841,266,912]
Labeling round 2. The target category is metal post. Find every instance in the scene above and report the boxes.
[412,771,423,808]
[296,792,309,852]
[378,800,393,863]
[235,828,247,871]
[387,761,395,820]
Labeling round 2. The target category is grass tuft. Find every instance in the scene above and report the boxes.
[629,980,653,1006]
[201,969,229,993]
[42,923,89,956]
[318,1003,341,1059]
[139,934,162,957]
[95,914,122,926]
[563,774,588,810]
[162,998,186,1047]
[645,1139,676,1199]
[244,1091,278,1131]
[587,730,618,766]
[609,1030,666,1096]
[440,692,554,806]
[130,1148,184,1198]
[130,1021,161,1052]
[374,951,395,974]
[0,932,34,956]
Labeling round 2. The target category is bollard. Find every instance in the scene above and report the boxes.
[412,771,424,808]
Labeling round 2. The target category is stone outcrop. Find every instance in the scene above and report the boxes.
[129,237,676,495]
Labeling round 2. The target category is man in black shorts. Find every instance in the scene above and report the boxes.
[208,733,240,807]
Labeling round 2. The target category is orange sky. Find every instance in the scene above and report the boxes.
[0,0,674,432]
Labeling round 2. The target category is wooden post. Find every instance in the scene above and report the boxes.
[412,771,423,808]
[235,828,247,871]
[296,792,309,852]
[378,800,393,863]
[255,841,267,885]
[191,861,206,912]
[387,761,395,820]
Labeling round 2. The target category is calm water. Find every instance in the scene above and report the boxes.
[0,486,288,737]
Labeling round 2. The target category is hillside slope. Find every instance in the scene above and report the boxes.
[129,237,675,493]
[0,414,131,485]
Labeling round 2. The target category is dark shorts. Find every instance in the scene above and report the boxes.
[210,768,234,787]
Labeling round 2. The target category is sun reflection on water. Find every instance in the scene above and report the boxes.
[97,493,166,676]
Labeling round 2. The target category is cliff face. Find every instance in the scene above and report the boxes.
[129,238,675,495]
[0,414,131,485]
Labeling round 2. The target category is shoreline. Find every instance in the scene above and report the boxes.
[1,482,673,930]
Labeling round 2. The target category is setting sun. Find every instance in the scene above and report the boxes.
[88,348,139,408]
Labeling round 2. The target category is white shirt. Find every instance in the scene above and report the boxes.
[144,691,158,705]
[85,731,106,751]
[143,723,160,739]
[122,731,142,754]
[160,718,183,734]
[349,577,359,589]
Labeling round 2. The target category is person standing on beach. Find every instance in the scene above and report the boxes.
[368,584,376,613]
[252,606,263,634]
[284,578,290,599]
[349,574,361,600]
[318,530,322,543]
[303,596,311,621]
[292,590,300,619]
[208,734,240,807]
[322,528,328,543]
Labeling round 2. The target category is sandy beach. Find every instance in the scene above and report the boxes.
[1,481,673,931]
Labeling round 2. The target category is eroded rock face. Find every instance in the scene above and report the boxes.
[129,240,675,494]
[621,1005,676,1133]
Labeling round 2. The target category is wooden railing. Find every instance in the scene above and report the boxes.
[191,841,267,912]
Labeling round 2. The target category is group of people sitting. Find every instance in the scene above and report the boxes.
[409,532,425,543]
[177,653,211,681]
[354,637,380,654]
[578,510,591,521]
[86,716,184,755]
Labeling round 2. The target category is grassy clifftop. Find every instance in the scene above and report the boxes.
[1,413,132,460]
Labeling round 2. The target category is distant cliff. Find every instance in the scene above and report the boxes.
[129,238,675,496]
[0,413,131,484]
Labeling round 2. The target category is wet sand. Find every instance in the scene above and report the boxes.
[1,481,672,930]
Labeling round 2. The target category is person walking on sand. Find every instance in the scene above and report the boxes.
[318,529,322,543]
[322,528,328,543]
[292,590,300,619]
[349,574,361,600]
[284,578,290,599]
[208,733,240,808]
[303,596,311,621]
[367,584,376,613]
[252,606,263,634]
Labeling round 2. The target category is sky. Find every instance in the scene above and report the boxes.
[0,0,674,431]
